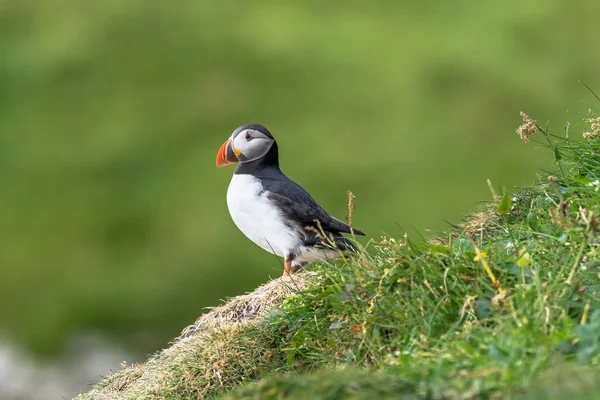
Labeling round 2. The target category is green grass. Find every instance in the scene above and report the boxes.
[78,110,600,399]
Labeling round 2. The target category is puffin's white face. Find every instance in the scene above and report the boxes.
[231,128,275,163]
[216,125,275,167]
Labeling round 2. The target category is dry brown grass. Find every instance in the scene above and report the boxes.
[76,273,317,400]
[180,272,313,338]
[461,208,499,238]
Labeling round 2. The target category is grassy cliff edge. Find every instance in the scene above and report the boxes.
[78,111,600,399]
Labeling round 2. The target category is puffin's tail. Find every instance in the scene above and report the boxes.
[334,236,360,252]
[316,234,361,253]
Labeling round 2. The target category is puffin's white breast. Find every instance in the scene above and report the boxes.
[226,174,302,258]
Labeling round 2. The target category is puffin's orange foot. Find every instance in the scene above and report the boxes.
[283,260,294,276]
[283,260,305,276]
[284,260,303,276]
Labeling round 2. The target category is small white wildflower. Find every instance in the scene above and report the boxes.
[587,179,600,192]
[329,322,343,330]
[583,112,600,140]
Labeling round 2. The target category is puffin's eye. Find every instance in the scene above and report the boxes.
[245,132,253,141]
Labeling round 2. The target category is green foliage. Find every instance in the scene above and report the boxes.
[221,368,430,400]
[497,193,513,214]
[221,366,600,400]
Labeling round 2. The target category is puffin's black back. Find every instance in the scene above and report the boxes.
[232,123,365,239]
[262,175,365,236]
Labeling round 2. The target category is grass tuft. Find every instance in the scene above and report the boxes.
[78,106,600,399]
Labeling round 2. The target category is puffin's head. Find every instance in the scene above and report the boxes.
[216,124,276,167]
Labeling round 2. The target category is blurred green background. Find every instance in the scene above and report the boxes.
[0,0,598,363]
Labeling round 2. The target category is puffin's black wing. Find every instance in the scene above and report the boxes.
[261,175,365,236]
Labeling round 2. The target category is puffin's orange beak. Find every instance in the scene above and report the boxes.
[216,138,239,167]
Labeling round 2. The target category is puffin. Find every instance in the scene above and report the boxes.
[216,124,365,275]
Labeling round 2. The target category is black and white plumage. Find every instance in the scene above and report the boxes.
[216,124,365,275]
